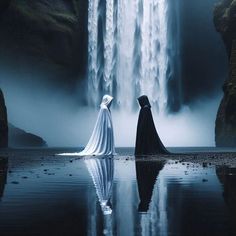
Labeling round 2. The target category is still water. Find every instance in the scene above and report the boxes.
[0,148,235,236]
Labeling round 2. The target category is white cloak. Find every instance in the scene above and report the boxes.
[79,103,116,156]
[58,95,116,156]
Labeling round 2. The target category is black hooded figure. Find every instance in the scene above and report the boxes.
[135,95,169,155]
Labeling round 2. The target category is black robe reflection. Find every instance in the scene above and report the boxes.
[136,160,165,212]
[135,96,168,155]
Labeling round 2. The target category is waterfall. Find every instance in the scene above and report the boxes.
[87,0,170,113]
[88,0,99,106]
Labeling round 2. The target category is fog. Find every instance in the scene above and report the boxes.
[113,97,221,147]
[0,0,227,148]
[0,75,222,148]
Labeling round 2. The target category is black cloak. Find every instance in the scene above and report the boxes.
[135,95,169,155]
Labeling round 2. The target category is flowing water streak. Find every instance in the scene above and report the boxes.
[88,0,100,106]
[157,0,169,113]
[116,0,137,111]
[104,0,115,94]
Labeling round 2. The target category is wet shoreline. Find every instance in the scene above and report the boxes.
[0,148,236,167]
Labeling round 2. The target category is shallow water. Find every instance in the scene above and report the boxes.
[0,148,235,236]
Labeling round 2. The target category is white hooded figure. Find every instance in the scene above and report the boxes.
[79,95,116,156]
[58,95,116,156]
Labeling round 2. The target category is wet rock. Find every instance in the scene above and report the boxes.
[202,162,208,168]
[47,173,55,176]
[0,89,8,148]
[214,0,236,147]
[0,158,8,198]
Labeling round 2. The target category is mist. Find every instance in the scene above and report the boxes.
[0,0,226,148]
[0,73,221,148]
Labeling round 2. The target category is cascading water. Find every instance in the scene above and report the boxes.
[87,0,99,106]
[87,0,170,114]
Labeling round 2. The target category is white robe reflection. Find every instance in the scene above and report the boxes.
[85,156,114,215]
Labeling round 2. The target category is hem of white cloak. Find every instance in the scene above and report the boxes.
[56,151,117,157]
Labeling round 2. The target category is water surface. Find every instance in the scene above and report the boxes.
[0,148,235,235]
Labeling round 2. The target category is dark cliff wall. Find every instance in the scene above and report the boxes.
[9,124,47,147]
[0,88,47,148]
[0,0,88,90]
[214,0,236,146]
[0,89,8,148]
[179,0,228,105]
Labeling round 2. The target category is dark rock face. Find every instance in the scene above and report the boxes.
[214,0,236,146]
[0,0,88,88]
[0,158,7,199]
[0,0,11,16]
[180,0,227,106]
[0,89,8,148]
[9,124,47,147]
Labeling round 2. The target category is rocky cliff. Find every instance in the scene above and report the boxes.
[214,0,236,146]
[0,0,88,87]
[0,157,7,199]
[9,124,47,148]
[0,88,47,148]
[0,89,8,148]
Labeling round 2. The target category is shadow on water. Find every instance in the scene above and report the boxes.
[135,158,167,235]
[135,159,165,213]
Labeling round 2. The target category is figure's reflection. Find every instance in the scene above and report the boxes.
[216,166,236,234]
[85,156,114,215]
[136,159,167,235]
[136,159,165,213]
[0,158,7,199]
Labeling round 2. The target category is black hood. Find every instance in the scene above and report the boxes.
[138,95,151,108]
